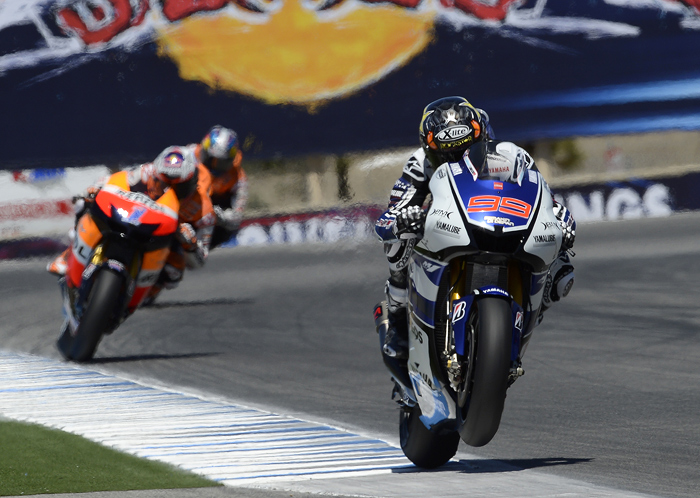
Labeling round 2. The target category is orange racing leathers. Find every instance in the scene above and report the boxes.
[64,170,181,311]
[194,143,248,248]
[126,161,215,288]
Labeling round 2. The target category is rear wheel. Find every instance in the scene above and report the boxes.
[458,297,512,447]
[399,403,459,469]
[59,269,123,362]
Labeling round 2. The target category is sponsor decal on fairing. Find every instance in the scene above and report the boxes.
[430,208,454,219]
[463,157,479,180]
[107,259,128,274]
[484,215,514,226]
[452,300,468,322]
[102,185,178,219]
[489,166,511,174]
[421,261,441,273]
[534,234,556,244]
[478,287,510,297]
[515,310,523,331]
[435,221,461,235]
[81,263,97,281]
[124,207,147,225]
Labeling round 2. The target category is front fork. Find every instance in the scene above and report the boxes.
[445,259,526,392]
[63,241,140,335]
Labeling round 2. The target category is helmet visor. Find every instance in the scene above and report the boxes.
[426,148,467,168]
[172,177,197,200]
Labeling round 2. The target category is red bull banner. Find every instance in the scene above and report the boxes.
[1,1,700,168]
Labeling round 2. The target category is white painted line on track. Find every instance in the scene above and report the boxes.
[0,351,413,485]
[0,351,663,497]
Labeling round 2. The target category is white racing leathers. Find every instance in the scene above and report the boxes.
[375,140,576,462]
[375,148,433,310]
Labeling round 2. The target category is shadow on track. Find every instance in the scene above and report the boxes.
[89,352,221,364]
[141,298,254,309]
[392,457,592,474]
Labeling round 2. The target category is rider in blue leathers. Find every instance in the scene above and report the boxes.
[375,96,576,360]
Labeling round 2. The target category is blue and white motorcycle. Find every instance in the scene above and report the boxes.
[375,141,565,468]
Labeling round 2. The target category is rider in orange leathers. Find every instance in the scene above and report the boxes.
[48,146,216,304]
[192,125,248,249]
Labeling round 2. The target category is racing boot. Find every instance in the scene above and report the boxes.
[46,248,69,277]
[538,251,575,324]
[374,301,411,393]
[383,308,408,359]
[382,280,409,359]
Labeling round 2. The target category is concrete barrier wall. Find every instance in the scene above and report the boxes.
[2,134,700,259]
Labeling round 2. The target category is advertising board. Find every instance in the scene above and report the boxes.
[1,1,699,168]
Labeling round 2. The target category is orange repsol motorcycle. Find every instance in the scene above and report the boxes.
[57,172,179,362]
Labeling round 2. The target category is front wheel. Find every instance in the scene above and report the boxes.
[57,269,123,362]
[399,403,459,469]
[458,297,512,447]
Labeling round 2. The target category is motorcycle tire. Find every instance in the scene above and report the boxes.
[459,297,512,447]
[65,268,123,362]
[399,403,459,469]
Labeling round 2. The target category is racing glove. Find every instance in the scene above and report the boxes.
[214,206,243,231]
[176,223,198,252]
[392,206,425,240]
[72,185,102,223]
[553,202,576,251]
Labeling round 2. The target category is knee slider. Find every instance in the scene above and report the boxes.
[555,268,574,300]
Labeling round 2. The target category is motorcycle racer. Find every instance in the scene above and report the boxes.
[193,125,249,249]
[48,146,216,303]
[374,96,576,361]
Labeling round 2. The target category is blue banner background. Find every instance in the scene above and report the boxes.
[1,1,699,169]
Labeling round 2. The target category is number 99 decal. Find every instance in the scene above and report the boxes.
[467,195,532,218]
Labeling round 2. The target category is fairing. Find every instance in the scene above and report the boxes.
[63,173,180,325]
[418,156,562,270]
[406,147,564,432]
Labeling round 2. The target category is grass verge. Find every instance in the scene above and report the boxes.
[0,420,221,496]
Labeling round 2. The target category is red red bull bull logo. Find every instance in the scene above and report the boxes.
[1,0,699,106]
[54,0,522,47]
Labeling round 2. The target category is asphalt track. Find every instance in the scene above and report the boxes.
[1,212,700,498]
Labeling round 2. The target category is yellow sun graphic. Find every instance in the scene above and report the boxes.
[155,1,434,106]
